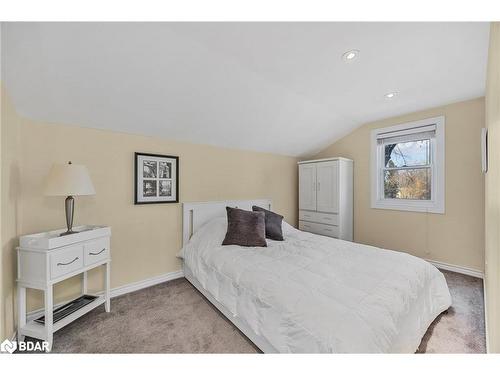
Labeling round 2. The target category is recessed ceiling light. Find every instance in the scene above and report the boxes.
[385,92,396,99]
[342,50,359,62]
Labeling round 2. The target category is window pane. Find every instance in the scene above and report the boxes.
[384,168,431,200]
[385,139,430,167]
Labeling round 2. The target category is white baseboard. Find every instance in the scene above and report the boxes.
[26,269,184,322]
[426,259,484,279]
[109,269,184,298]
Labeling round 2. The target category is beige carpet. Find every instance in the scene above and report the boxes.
[417,271,485,353]
[29,270,484,353]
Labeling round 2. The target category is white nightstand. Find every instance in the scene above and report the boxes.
[17,225,111,352]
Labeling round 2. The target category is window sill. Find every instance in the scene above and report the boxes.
[371,199,445,214]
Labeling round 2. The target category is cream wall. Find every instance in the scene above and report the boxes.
[485,22,500,353]
[1,86,3,341]
[1,87,3,341]
[0,89,2,341]
[313,98,485,272]
[0,88,298,340]
[1,88,22,340]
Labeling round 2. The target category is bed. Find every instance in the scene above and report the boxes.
[179,199,452,353]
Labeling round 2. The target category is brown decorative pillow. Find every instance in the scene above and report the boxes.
[252,205,284,241]
[222,207,267,247]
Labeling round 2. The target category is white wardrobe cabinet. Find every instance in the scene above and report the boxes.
[298,158,353,241]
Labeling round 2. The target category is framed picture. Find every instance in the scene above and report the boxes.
[134,152,179,204]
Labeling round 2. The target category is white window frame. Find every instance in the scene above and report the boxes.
[370,116,445,214]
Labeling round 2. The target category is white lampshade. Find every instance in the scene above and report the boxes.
[44,162,96,196]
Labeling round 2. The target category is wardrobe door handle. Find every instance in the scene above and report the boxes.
[89,248,106,256]
[57,257,79,266]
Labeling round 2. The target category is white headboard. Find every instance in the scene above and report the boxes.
[182,199,272,247]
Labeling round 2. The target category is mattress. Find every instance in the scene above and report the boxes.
[179,217,452,353]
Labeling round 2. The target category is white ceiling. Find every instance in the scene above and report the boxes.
[1,22,490,157]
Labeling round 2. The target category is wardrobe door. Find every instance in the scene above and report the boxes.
[299,163,317,211]
[316,161,339,213]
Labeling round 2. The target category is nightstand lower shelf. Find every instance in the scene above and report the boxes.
[19,295,106,341]
[35,294,99,324]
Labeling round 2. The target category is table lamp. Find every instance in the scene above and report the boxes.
[44,161,96,236]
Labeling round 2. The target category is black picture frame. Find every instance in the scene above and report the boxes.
[134,152,179,204]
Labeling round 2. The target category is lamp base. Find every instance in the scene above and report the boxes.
[59,230,79,237]
[61,195,76,236]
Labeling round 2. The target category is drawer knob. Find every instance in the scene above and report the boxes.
[57,257,79,266]
[89,248,106,256]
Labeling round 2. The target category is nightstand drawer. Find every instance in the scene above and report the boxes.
[299,210,338,225]
[84,237,110,266]
[50,245,84,279]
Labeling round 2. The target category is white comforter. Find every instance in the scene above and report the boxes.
[180,217,451,353]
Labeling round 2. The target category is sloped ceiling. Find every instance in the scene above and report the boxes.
[1,22,490,156]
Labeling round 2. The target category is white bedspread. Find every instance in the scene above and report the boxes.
[179,217,451,353]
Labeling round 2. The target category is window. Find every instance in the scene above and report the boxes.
[371,116,445,213]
